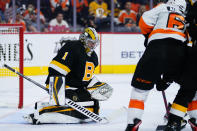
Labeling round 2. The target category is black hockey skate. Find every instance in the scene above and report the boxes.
[188,118,197,131]
[125,118,142,131]
[156,113,186,131]
[156,119,187,131]
[163,121,182,131]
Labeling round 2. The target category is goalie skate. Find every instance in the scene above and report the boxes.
[23,114,40,125]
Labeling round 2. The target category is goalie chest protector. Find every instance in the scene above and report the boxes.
[47,40,98,88]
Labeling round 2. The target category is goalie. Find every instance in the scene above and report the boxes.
[24,27,113,124]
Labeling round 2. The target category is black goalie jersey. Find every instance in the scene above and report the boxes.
[45,40,98,88]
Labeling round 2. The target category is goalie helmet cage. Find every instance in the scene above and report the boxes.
[0,24,24,108]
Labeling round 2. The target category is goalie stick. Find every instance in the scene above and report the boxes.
[3,64,108,124]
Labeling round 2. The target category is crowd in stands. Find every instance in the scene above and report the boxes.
[0,0,150,32]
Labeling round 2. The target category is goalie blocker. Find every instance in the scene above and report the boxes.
[24,76,113,124]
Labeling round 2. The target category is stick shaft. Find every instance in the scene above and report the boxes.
[162,91,169,115]
[4,64,48,92]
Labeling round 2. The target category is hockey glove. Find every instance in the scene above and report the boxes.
[87,82,113,101]
[156,76,173,91]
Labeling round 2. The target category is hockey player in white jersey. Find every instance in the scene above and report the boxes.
[125,0,188,131]
[154,0,197,130]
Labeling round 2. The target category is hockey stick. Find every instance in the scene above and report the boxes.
[155,91,170,131]
[3,64,108,124]
[3,64,47,92]
[162,91,170,117]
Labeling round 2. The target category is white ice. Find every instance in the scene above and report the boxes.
[0,74,192,131]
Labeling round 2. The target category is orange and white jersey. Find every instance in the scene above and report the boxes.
[139,3,186,43]
[118,10,136,24]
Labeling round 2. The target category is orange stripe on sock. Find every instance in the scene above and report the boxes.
[188,101,197,111]
[129,99,144,110]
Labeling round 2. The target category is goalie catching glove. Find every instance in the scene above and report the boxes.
[87,82,113,101]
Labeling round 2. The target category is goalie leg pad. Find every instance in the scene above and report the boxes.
[49,76,65,105]
[37,112,82,124]
[27,100,100,124]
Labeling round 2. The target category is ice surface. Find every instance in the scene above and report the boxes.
[0,74,192,131]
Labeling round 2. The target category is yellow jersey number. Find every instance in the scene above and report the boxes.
[83,62,95,81]
[62,52,68,60]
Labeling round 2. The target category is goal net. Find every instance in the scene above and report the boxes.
[0,24,24,108]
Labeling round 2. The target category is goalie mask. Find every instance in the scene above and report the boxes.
[79,27,99,54]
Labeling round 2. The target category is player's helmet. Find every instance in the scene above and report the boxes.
[79,27,99,52]
[167,0,187,13]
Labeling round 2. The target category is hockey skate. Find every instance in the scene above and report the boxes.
[188,118,197,131]
[125,118,142,131]
[156,112,187,131]
[156,119,187,131]
[23,113,40,125]
[163,121,182,131]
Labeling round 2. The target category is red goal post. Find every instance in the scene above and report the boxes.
[0,24,24,108]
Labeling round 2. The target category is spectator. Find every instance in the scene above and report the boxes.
[120,0,130,9]
[4,3,14,22]
[106,0,121,18]
[50,0,70,13]
[130,0,140,13]
[116,2,140,32]
[50,0,70,22]
[40,0,53,21]
[0,0,10,12]
[85,15,97,29]
[23,4,46,24]
[26,12,48,32]
[136,5,146,26]
[89,0,110,31]
[89,0,108,18]
[9,11,27,31]
[49,12,69,32]
[70,0,89,26]
[118,2,136,25]
[14,0,30,9]
[0,0,10,22]
[71,0,88,13]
